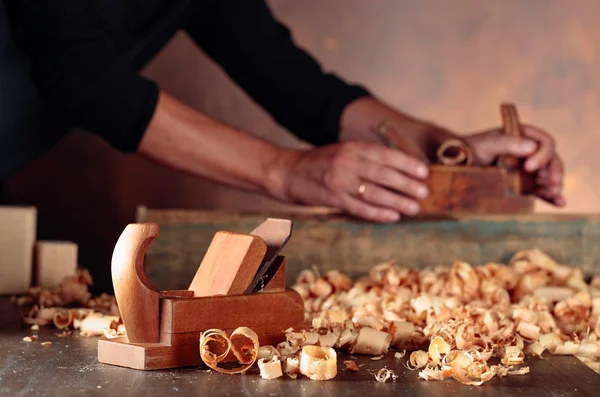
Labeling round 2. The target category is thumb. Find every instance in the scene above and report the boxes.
[475,135,538,164]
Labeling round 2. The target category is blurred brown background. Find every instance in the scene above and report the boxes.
[5,0,599,291]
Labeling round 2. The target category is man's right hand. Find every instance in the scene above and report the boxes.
[269,142,430,223]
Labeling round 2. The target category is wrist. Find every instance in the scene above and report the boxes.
[264,147,300,202]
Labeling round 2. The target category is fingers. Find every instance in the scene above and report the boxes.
[338,192,401,223]
[356,143,429,180]
[357,162,429,201]
[475,134,538,162]
[532,155,566,206]
[355,181,421,216]
[521,125,556,172]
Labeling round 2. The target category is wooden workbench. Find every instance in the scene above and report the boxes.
[1,298,599,396]
[136,208,600,290]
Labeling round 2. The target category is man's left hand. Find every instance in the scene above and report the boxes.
[463,125,566,207]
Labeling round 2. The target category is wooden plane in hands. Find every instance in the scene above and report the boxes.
[378,103,534,215]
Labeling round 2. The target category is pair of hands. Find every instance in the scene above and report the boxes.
[277,125,565,222]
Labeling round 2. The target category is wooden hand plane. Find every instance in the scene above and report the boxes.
[98,219,304,370]
[383,103,535,214]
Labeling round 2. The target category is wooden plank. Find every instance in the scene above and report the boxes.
[136,208,600,290]
[0,206,36,294]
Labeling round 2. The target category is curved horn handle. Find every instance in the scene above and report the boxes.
[111,223,161,343]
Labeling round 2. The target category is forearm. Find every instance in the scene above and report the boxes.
[138,90,284,197]
[339,96,459,160]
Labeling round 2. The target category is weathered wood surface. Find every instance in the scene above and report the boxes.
[1,298,599,397]
[136,207,600,290]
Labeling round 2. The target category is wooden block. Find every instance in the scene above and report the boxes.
[35,241,78,288]
[160,289,304,334]
[188,231,266,297]
[98,338,201,370]
[0,206,36,295]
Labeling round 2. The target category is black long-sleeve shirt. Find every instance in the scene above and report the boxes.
[4,0,370,163]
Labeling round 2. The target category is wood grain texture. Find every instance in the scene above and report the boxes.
[111,223,161,343]
[2,298,599,394]
[136,209,600,290]
[421,165,534,214]
[0,206,36,294]
[188,231,267,297]
[160,289,304,334]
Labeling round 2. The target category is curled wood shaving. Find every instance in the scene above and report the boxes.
[257,346,279,361]
[258,357,283,380]
[436,139,473,166]
[23,336,37,342]
[41,341,53,347]
[14,269,123,337]
[299,346,337,381]
[292,248,600,385]
[76,314,120,336]
[375,368,397,382]
[199,327,259,374]
[349,327,391,355]
[283,356,300,376]
[408,350,429,369]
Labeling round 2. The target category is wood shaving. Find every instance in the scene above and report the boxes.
[199,327,259,374]
[374,368,397,383]
[257,346,279,361]
[343,360,359,371]
[41,341,53,347]
[13,269,123,337]
[257,357,283,379]
[22,336,37,342]
[291,248,600,385]
[299,346,337,381]
[436,139,473,166]
[30,324,40,331]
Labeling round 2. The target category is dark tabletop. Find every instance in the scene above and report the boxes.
[1,298,599,397]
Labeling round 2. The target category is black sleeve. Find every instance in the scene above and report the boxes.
[6,1,159,152]
[185,0,371,146]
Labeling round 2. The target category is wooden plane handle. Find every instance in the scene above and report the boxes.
[111,223,161,343]
[499,103,526,194]
[499,103,524,169]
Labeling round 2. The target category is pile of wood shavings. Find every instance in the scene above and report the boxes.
[273,249,599,384]
[11,269,125,339]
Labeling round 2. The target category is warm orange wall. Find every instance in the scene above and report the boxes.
[6,0,599,290]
